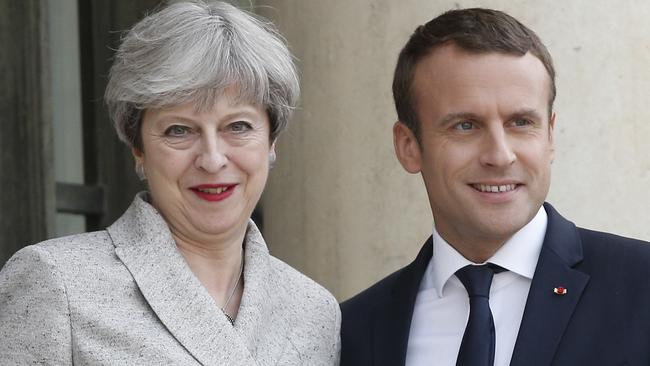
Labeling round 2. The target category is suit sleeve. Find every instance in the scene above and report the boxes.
[0,245,73,364]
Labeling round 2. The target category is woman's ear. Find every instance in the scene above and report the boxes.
[132,146,144,162]
[393,121,422,174]
[132,147,146,181]
[269,141,276,165]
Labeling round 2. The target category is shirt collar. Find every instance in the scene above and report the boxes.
[427,206,548,298]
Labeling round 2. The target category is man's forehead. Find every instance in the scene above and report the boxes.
[412,45,552,98]
[416,43,542,74]
[410,45,553,120]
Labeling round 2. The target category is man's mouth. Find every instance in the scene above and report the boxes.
[471,183,518,193]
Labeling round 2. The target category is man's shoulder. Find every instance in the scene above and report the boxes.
[339,246,431,366]
[544,202,650,266]
[339,265,410,363]
[578,226,649,248]
[341,265,407,315]
[577,226,650,269]
[341,237,432,316]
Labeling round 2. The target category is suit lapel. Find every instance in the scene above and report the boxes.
[372,237,433,366]
[510,203,590,366]
[107,194,258,366]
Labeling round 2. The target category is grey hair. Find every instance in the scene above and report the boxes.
[105,0,300,149]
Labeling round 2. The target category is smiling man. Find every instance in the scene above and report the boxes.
[340,8,650,366]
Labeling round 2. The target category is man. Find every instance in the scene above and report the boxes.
[340,8,650,366]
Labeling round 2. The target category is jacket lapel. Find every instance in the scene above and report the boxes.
[232,221,294,363]
[509,203,590,366]
[107,194,258,366]
[372,237,433,366]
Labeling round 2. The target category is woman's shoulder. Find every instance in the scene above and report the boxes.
[245,220,338,311]
[0,231,113,300]
[264,256,341,363]
[18,230,113,260]
[1,230,116,280]
[266,256,339,317]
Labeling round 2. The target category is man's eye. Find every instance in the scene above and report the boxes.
[454,121,474,130]
[229,121,252,133]
[164,125,190,137]
[512,119,532,127]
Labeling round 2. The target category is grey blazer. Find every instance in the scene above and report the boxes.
[0,193,341,365]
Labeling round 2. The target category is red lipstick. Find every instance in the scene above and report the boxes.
[190,184,237,202]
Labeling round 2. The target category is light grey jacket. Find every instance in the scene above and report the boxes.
[0,193,340,365]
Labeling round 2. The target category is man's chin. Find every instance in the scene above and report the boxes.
[468,210,531,242]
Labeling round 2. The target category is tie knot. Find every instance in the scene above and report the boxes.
[456,264,501,298]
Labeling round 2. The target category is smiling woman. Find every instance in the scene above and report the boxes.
[137,93,273,252]
[0,1,340,365]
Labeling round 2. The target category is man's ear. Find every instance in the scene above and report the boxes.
[549,112,556,163]
[393,121,422,174]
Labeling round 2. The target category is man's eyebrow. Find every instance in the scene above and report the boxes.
[509,108,543,120]
[439,112,481,125]
[439,109,544,125]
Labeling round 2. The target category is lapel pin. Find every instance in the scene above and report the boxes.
[553,286,568,295]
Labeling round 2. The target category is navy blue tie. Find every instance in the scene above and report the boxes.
[455,264,501,366]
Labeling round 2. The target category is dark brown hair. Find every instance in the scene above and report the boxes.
[392,8,556,140]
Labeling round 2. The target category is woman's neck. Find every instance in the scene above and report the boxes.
[172,226,246,313]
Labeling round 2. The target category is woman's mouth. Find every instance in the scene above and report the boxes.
[197,187,229,194]
[190,184,237,202]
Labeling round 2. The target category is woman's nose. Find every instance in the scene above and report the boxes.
[194,136,228,172]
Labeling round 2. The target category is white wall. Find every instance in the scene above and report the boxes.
[258,1,650,300]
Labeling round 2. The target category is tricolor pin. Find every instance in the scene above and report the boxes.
[553,287,568,295]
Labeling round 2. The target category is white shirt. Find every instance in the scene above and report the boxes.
[405,207,548,366]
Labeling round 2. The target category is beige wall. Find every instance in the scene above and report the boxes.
[258,1,650,301]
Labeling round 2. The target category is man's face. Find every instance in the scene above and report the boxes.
[393,44,555,259]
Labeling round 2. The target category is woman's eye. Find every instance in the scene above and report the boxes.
[229,121,252,133]
[164,125,190,137]
[454,121,474,131]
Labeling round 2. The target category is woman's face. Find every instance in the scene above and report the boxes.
[134,89,272,243]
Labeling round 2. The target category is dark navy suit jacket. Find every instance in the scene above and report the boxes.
[341,203,650,365]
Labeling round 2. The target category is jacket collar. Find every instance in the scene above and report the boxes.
[509,202,590,366]
[106,193,285,365]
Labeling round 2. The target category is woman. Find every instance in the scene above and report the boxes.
[0,1,340,364]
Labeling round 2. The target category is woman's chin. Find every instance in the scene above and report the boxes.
[188,215,248,238]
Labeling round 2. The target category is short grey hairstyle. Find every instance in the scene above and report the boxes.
[105,0,299,149]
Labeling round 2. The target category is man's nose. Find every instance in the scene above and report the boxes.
[479,127,516,168]
[194,135,228,172]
